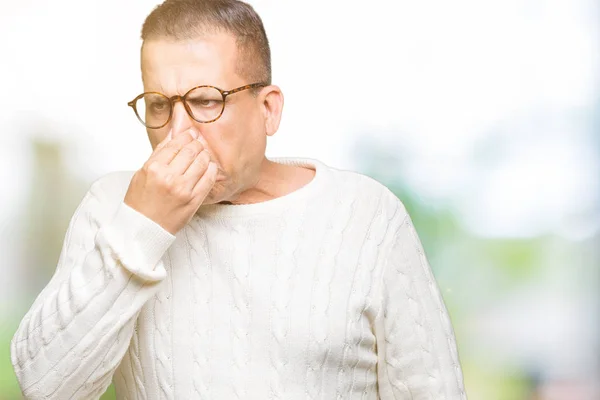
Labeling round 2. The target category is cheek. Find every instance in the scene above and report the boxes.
[147,127,170,150]
[201,121,238,157]
[202,108,262,169]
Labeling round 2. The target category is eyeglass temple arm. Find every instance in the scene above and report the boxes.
[223,83,268,96]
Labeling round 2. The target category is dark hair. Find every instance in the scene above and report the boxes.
[141,0,272,85]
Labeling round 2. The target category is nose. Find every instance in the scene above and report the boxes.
[170,99,196,137]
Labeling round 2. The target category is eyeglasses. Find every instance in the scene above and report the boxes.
[127,82,267,129]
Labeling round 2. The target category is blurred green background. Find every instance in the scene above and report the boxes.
[1,0,598,399]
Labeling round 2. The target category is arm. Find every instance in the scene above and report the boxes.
[375,208,467,399]
[11,176,176,399]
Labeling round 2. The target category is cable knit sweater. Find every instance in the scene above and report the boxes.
[11,157,466,400]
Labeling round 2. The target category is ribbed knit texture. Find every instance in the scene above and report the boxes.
[11,157,467,400]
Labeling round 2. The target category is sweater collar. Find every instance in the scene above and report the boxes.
[196,157,330,218]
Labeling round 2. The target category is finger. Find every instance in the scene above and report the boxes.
[182,149,211,180]
[168,141,206,175]
[148,129,173,159]
[150,129,198,166]
[147,129,174,164]
[195,133,212,155]
[191,161,218,199]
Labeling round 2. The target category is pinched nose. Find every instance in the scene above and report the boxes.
[170,102,196,137]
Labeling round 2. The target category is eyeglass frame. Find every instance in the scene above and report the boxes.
[127,82,268,129]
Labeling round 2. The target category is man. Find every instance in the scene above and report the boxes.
[11,0,467,399]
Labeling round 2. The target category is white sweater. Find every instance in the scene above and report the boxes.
[11,157,466,400]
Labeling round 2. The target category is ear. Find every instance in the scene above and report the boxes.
[259,85,284,137]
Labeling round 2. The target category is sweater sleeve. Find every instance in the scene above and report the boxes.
[11,176,177,400]
[375,209,467,400]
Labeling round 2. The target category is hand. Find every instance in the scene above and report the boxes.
[124,129,218,235]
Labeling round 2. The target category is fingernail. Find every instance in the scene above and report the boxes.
[189,130,199,139]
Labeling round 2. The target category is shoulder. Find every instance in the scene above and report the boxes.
[325,163,409,223]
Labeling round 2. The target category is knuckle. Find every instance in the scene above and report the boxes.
[163,173,174,185]
[158,173,174,192]
[194,156,209,170]
[144,161,162,175]
[180,146,196,157]
[197,150,210,162]
[187,140,204,153]
[173,182,193,201]
[164,142,182,154]
[177,132,194,144]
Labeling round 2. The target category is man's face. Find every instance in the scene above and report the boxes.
[140,32,268,205]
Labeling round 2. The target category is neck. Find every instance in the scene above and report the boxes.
[224,159,314,205]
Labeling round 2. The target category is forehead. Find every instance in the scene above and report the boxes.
[141,32,240,92]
